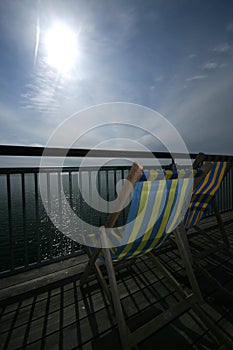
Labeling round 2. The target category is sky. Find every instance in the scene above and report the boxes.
[0,0,233,158]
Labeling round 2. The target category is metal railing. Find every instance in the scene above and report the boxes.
[0,145,232,277]
[0,165,133,276]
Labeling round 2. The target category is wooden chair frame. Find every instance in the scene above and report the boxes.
[80,160,233,349]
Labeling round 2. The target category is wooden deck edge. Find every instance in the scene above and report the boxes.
[0,255,88,303]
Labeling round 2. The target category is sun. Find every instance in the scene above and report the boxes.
[44,23,78,73]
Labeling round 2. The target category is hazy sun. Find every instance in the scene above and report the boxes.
[44,23,78,73]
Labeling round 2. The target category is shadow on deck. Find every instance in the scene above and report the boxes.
[0,213,233,350]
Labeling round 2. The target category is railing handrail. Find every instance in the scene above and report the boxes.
[0,144,195,158]
[0,144,233,162]
[0,165,133,174]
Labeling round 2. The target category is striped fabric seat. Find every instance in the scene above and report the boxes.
[97,177,193,263]
[140,168,202,181]
[184,162,229,229]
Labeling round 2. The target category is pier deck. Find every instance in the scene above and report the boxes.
[0,213,233,350]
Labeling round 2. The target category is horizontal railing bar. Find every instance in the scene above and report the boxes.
[0,166,132,174]
[1,145,233,162]
[0,144,197,158]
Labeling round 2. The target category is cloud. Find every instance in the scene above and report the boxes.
[203,62,226,70]
[186,75,206,82]
[21,60,67,114]
[213,43,233,54]
[188,54,197,59]
[20,54,97,121]
[203,62,218,69]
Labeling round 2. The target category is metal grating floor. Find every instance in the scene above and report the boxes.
[0,216,233,350]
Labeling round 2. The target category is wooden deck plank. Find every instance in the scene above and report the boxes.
[0,214,232,349]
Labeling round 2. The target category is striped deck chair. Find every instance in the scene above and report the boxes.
[182,156,233,299]
[184,159,231,245]
[80,162,232,350]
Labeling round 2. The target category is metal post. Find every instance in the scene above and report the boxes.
[34,172,41,263]
[21,173,28,267]
[7,174,14,272]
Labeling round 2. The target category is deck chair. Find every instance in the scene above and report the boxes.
[184,157,231,248]
[182,155,233,299]
[145,155,233,296]
[80,162,232,350]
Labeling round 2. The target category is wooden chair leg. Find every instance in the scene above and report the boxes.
[174,225,203,302]
[212,199,230,248]
[100,227,130,350]
[80,248,100,286]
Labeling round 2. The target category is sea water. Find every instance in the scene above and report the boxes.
[0,169,128,273]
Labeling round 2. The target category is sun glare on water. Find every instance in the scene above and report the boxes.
[44,23,78,73]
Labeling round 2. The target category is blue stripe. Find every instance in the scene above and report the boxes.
[184,162,227,227]
[140,173,147,181]
[166,178,192,232]
[123,180,172,259]
[189,163,222,225]
[135,182,161,239]
[120,181,166,258]
[184,164,216,226]
[147,180,177,249]
[113,181,144,250]
[125,182,143,225]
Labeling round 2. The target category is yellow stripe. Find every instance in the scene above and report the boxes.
[194,163,223,206]
[148,170,159,181]
[192,162,227,226]
[165,170,173,179]
[110,228,122,242]
[110,247,116,254]
[188,162,226,226]
[194,162,214,195]
[150,179,178,247]
[193,202,208,208]
[194,209,205,225]
[178,169,186,178]
[130,180,166,258]
[86,233,99,247]
[147,168,198,183]
[197,162,221,201]
[144,180,166,236]
[187,164,213,225]
[166,178,190,233]
[118,181,152,260]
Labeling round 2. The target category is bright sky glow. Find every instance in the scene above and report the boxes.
[0,0,233,157]
[44,23,78,73]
